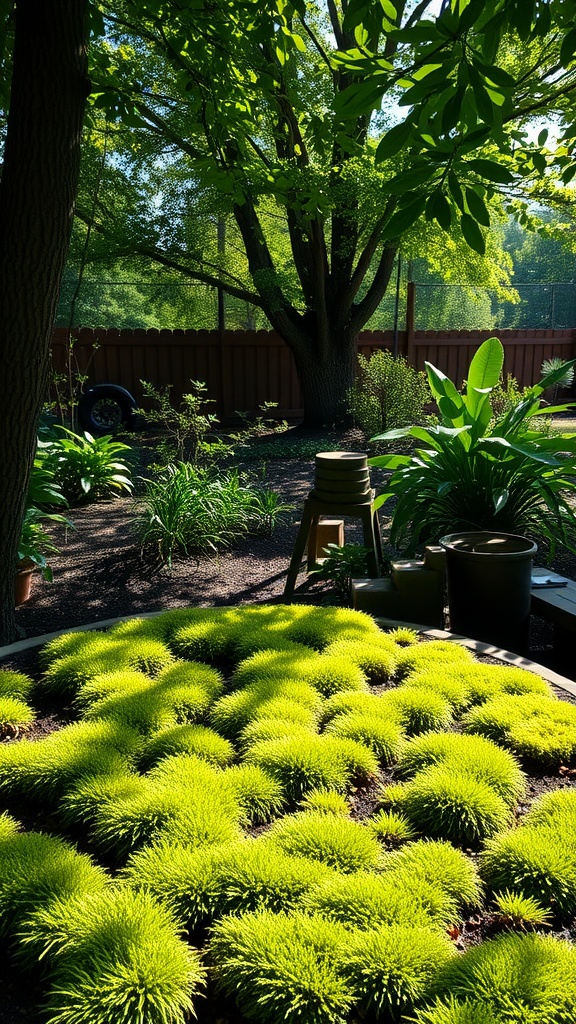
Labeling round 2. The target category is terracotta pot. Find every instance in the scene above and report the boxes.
[14,560,36,607]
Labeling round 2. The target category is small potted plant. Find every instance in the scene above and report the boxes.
[15,506,71,606]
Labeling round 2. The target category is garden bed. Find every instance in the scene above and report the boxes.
[0,604,575,1024]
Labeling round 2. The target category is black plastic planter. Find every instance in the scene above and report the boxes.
[440,532,538,655]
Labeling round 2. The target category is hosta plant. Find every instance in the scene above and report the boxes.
[369,337,576,554]
[41,427,133,505]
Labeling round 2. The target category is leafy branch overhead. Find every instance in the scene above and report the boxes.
[67,0,576,425]
[330,0,576,254]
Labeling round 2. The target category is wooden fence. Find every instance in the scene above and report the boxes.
[51,324,576,423]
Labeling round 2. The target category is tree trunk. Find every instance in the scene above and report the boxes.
[0,0,89,645]
[292,332,359,428]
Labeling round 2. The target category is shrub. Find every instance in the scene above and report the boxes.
[40,426,133,505]
[325,712,404,765]
[350,348,430,440]
[0,669,34,699]
[463,692,576,765]
[430,932,576,1024]
[383,840,482,910]
[479,825,576,918]
[523,787,576,829]
[396,732,526,805]
[378,687,453,736]
[342,922,455,1020]
[245,734,378,802]
[59,773,146,830]
[208,910,354,1024]
[0,830,107,937]
[309,542,372,600]
[302,870,455,930]
[22,887,205,1024]
[266,811,381,873]
[397,766,511,847]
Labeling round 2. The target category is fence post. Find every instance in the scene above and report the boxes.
[406,280,416,365]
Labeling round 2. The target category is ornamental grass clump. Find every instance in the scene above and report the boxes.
[221,763,285,823]
[208,909,354,1024]
[245,733,378,802]
[366,809,416,847]
[91,784,243,860]
[0,695,35,735]
[378,686,453,736]
[301,870,454,930]
[232,648,368,698]
[394,766,511,847]
[322,637,399,683]
[325,711,404,765]
[299,790,351,816]
[156,658,224,700]
[208,840,333,918]
[0,812,18,841]
[399,670,471,712]
[170,613,238,664]
[479,823,576,919]
[523,787,576,829]
[341,922,455,1021]
[413,997,499,1023]
[428,932,576,1024]
[383,839,482,911]
[319,690,393,727]
[76,669,152,709]
[22,887,205,1024]
[396,732,526,805]
[137,724,235,770]
[211,680,321,739]
[58,773,146,830]
[492,890,552,931]
[0,830,107,938]
[266,810,381,873]
[123,841,224,930]
[239,717,315,751]
[395,641,475,678]
[463,692,576,765]
[0,720,139,804]
[281,605,381,650]
[0,669,34,699]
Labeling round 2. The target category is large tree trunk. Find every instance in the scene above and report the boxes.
[0,0,89,644]
[292,331,359,428]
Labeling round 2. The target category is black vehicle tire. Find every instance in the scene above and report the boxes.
[77,385,136,434]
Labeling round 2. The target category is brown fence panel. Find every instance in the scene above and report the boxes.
[51,326,576,424]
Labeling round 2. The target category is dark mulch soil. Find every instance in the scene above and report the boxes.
[1,426,576,1023]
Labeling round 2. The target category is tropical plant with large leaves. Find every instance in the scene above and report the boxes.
[369,337,576,555]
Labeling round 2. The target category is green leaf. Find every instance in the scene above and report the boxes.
[426,190,452,232]
[334,80,385,118]
[384,163,437,193]
[466,158,514,183]
[465,187,491,227]
[425,363,466,425]
[380,195,426,239]
[561,26,576,67]
[460,213,486,255]
[375,118,413,162]
[448,172,465,212]
[466,336,504,401]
